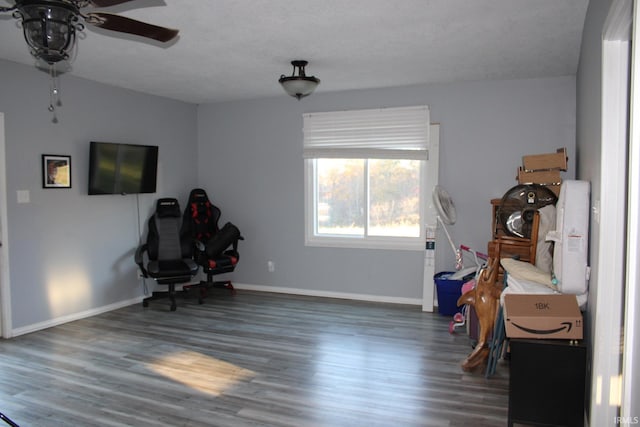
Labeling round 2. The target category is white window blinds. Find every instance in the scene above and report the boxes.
[303,105,430,160]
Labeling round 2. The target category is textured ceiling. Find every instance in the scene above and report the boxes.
[0,0,589,104]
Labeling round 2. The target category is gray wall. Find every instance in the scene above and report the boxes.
[197,76,576,300]
[576,0,609,420]
[0,59,198,331]
[0,58,577,332]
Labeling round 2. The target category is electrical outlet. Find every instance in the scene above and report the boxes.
[267,261,275,272]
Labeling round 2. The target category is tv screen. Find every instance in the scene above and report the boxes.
[88,141,158,195]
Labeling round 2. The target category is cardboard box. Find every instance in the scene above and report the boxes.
[517,168,562,185]
[522,147,568,171]
[503,294,583,339]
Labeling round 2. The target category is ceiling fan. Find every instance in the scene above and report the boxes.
[0,0,179,121]
[0,0,179,63]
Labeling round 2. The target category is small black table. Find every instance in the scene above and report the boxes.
[508,338,586,427]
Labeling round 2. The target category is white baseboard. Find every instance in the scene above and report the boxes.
[11,296,144,338]
[233,283,423,306]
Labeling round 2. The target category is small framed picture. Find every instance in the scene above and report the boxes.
[42,154,71,188]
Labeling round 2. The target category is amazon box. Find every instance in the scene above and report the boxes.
[503,294,583,340]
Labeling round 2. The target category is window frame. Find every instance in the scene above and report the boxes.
[304,119,440,251]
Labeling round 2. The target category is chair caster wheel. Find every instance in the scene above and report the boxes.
[453,312,464,323]
[449,321,455,334]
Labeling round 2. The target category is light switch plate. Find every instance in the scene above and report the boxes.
[17,190,30,204]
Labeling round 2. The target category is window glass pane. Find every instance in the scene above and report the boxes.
[369,159,421,237]
[317,159,365,236]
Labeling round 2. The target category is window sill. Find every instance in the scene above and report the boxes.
[305,236,424,251]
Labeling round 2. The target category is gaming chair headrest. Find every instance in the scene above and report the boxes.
[188,188,209,203]
[156,198,181,218]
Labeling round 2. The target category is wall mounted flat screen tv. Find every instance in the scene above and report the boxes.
[88,141,158,195]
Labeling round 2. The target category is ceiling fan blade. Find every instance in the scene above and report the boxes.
[86,12,178,43]
[87,0,138,7]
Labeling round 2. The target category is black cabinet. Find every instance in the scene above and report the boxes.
[508,339,586,427]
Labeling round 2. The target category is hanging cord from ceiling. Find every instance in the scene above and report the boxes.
[48,64,62,124]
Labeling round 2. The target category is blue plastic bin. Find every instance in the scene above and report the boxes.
[434,271,473,316]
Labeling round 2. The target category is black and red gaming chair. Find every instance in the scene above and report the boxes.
[182,188,242,300]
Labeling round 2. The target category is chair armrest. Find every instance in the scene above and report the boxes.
[233,235,244,252]
[134,243,149,277]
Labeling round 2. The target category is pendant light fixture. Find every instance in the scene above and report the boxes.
[279,60,320,100]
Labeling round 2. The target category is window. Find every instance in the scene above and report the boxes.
[304,106,438,250]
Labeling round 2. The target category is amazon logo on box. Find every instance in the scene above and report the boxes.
[503,294,583,340]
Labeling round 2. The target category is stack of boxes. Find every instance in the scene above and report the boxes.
[516,147,568,196]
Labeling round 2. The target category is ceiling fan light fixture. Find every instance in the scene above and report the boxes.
[279,60,320,100]
[2,0,179,122]
[18,1,81,64]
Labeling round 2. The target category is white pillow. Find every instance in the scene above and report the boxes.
[501,257,555,289]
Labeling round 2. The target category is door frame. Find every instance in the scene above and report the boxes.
[0,112,12,338]
[422,123,440,312]
[591,0,634,424]
[622,0,640,418]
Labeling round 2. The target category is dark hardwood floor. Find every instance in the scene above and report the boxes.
[0,290,509,426]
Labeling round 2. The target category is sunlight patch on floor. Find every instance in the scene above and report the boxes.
[147,350,256,396]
